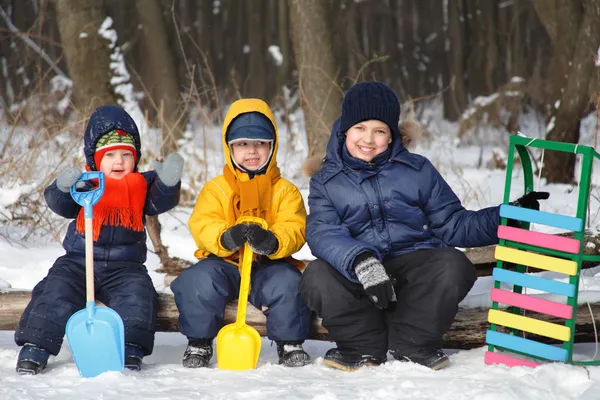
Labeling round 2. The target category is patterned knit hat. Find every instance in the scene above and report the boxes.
[94,129,137,168]
[340,81,401,135]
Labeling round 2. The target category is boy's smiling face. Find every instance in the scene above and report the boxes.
[230,140,272,171]
[99,149,135,179]
[345,119,392,162]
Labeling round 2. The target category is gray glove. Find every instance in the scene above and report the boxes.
[152,153,184,187]
[56,167,83,193]
[354,253,397,309]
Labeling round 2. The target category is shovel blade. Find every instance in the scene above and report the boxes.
[216,323,261,370]
[66,303,124,378]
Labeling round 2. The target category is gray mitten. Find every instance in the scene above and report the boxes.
[56,167,83,193]
[152,153,184,187]
[354,253,397,309]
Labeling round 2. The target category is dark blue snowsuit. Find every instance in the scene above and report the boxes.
[300,119,500,357]
[15,106,180,356]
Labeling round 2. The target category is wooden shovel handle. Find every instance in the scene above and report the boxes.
[85,218,94,303]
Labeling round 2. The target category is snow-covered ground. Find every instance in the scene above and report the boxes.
[3,103,600,399]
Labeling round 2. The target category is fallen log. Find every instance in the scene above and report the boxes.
[1,291,599,349]
[464,230,600,266]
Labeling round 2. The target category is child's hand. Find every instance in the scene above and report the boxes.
[56,167,82,193]
[353,253,396,309]
[220,224,249,251]
[509,191,550,210]
[245,225,278,255]
[152,153,184,187]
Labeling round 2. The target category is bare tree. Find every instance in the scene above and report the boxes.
[289,0,342,157]
[55,0,117,114]
[134,0,183,155]
[534,0,600,183]
[245,0,267,99]
[444,0,468,121]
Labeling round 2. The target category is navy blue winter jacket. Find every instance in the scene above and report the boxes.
[44,105,180,263]
[306,119,500,282]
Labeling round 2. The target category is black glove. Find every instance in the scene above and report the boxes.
[220,224,249,251]
[245,224,279,255]
[509,191,550,211]
[353,253,396,309]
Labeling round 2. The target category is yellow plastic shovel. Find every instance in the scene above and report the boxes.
[216,216,267,370]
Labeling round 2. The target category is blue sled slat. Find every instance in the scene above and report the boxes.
[486,330,568,362]
[492,268,575,298]
[66,301,125,378]
[499,205,583,232]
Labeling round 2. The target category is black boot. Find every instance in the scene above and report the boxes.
[276,342,311,367]
[182,339,213,368]
[390,348,449,370]
[323,348,385,371]
[16,343,50,375]
[125,344,144,371]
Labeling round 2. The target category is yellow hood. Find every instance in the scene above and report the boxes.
[222,99,279,180]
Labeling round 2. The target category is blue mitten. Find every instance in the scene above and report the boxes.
[152,153,184,187]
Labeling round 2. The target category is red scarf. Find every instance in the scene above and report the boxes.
[76,172,147,241]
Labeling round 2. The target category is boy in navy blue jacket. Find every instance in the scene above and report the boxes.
[300,81,548,371]
[15,105,183,374]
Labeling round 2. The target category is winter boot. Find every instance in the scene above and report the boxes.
[276,342,311,367]
[390,347,449,370]
[16,343,50,375]
[182,339,213,368]
[125,344,144,371]
[323,347,385,371]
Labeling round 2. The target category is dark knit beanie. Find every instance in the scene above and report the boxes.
[340,81,401,135]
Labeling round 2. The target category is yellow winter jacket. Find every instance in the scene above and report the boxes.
[188,98,306,267]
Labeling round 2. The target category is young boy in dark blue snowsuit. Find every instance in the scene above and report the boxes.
[14,105,183,374]
[300,81,549,371]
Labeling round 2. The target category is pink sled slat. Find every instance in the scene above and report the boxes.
[497,225,580,254]
[490,288,573,319]
[485,351,539,368]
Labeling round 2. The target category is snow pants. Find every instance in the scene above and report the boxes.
[171,256,311,342]
[299,248,476,358]
[15,255,158,356]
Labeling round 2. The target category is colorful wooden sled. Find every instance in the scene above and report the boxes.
[485,135,600,368]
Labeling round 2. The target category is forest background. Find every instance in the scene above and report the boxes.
[1,0,600,270]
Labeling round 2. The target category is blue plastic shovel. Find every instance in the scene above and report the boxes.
[66,171,125,378]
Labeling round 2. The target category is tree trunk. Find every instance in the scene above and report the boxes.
[444,0,468,121]
[276,0,290,92]
[289,0,342,157]
[2,290,599,349]
[245,0,267,99]
[343,0,362,84]
[399,0,419,97]
[537,0,600,183]
[465,0,498,97]
[134,0,183,155]
[54,0,117,115]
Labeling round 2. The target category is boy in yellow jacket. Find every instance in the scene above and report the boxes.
[171,99,311,368]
